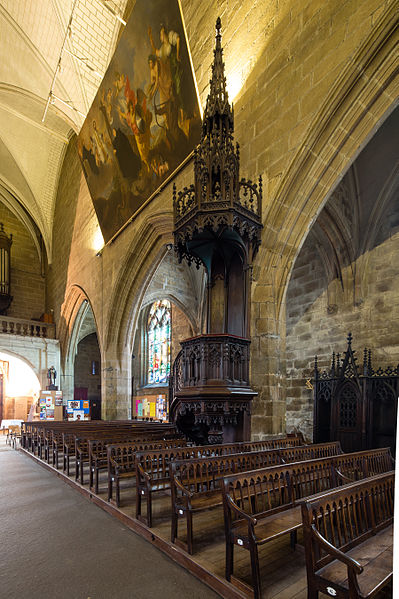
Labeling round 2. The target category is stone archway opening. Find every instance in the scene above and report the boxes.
[0,351,40,422]
[129,249,205,423]
[72,304,102,421]
[284,106,399,441]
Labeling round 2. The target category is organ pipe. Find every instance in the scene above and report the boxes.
[0,223,13,314]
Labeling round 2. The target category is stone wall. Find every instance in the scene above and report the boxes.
[286,229,399,440]
[171,303,194,365]
[47,0,398,427]
[0,203,44,320]
[285,110,399,439]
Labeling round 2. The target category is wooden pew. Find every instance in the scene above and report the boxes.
[135,444,265,526]
[75,430,183,485]
[301,471,394,599]
[278,441,342,462]
[89,436,185,494]
[171,449,283,554]
[6,425,21,448]
[57,422,179,477]
[221,447,394,599]
[108,435,305,508]
[137,441,342,528]
[22,420,177,456]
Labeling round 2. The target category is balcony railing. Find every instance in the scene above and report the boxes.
[0,315,56,339]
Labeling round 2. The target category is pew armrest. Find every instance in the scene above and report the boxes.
[225,493,257,527]
[174,477,193,498]
[310,525,363,575]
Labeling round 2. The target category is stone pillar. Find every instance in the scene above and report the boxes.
[101,348,132,420]
[250,278,287,439]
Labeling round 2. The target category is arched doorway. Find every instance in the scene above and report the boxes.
[0,351,40,422]
[72,304,102,420]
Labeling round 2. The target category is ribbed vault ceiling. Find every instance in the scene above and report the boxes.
[0,0,128,261]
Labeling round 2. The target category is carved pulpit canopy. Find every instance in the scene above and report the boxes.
[170,18,263,443]
[173,17,262,274]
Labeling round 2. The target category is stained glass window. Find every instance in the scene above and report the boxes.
[147,299,171,384]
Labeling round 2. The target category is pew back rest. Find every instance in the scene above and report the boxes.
[80,433,185,459]
[136,448,200,481]
[223,459,337,522]
[333,447,394,481]
[279,441,342,463]
[107,440,183,471]
[171,450,281,496]
[301,472,394,572]
[222,449,394,526]
[134,439,309,482]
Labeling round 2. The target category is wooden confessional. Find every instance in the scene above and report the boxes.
[313,333,398,455]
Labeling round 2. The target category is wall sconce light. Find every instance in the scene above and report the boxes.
[0,223,13,315]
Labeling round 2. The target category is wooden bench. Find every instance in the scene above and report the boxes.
[278,441,342,463]
[113,435,305,510]
[57,423,181,478]
[107,440,190,505]
[22,420,178,457]
[75,431,181,485]
[88,436,185,494]
[222,448,394,599]
[6,425,21,448]
[137,441,342,529]
[301,471,394,599]
[135,443,272,527]
[170,450,285,554]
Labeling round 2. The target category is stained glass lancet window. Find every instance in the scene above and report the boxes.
[147,299,171,384]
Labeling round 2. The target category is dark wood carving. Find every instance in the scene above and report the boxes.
[170,19,262,443]
[0,223,13,315]
[313,332,398,455]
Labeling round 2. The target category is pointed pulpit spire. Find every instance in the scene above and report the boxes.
[203,17,233,133]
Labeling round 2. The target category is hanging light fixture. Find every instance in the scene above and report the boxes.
[0,223,13,315]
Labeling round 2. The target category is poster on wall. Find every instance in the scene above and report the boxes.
[135,394,167,420]
[67,400,90,421]
[55,391,63,406]
[77,0,202,244]
[136,399,143,417]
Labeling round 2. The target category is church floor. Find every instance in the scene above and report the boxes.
[5,439,392,599]
[0,437,219,599]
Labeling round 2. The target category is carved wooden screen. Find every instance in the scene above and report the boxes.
[370,379,397,451]
[332,380,362,453]
[313,334,398,455]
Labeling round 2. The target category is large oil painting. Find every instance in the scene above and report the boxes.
[77,0,201,243]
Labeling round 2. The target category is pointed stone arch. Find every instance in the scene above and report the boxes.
[250,5,398,437]
[105,211,174,363]
[58,284,101,402]
[255,5,398,322]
